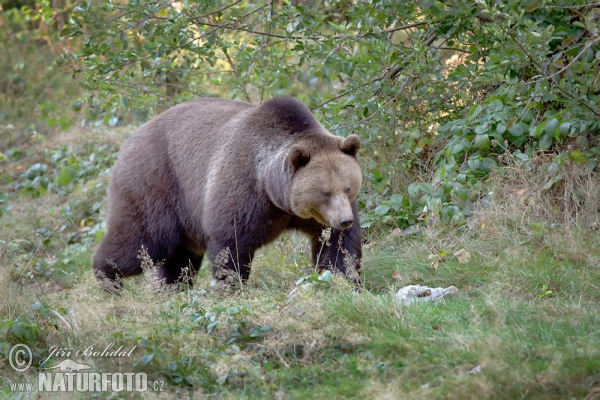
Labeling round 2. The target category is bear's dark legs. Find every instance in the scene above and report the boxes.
[158,249,203,285]
[309,226,362,282]
[307,202,362,282]
[93,189,188,291]
[93,226,147,291]
[208,241,255,285]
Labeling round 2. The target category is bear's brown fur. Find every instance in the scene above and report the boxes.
[93,96,362,289]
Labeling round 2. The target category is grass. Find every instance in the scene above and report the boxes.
[1,127,600,399]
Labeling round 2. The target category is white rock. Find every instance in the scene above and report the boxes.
[468,365,482,374]
[394,284,459,305]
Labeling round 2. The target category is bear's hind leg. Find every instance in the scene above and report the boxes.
[93,202,186,291]
[93,230,146,292]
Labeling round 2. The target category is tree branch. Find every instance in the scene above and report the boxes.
[193,0,242,20]
[527,35,600,85]
[438,46,471,53]
[331,73,413,131]
[311,78,383,111]
[492,22,600,117]
[223,50,251,102]
[192,20,429,42]
[194,21,298,40]
[240,0,273,19]
[352,21,428,40]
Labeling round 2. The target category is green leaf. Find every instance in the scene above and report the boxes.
[318,270,332,283]
[544,118,558,136]
[442,181,454,194]
[474,123,488,135]
[467,105,483,121]
[60,25,77,37]
[407,183,420,198]
[474,134,491,152]
[508,123,524,136]
[374,205,390,216]
[12,320,38,342]
[488,99,503,111]
[57,167,77,186]
[540,134,553,151]
[369,170,383,183]
[489,53,503,63]
[468,158,481,170]
[506,70,519,84]
[141,353,154,365]
[569,151,589,164]
[388,194,404,211]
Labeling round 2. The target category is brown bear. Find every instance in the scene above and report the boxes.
[92,96,362,290]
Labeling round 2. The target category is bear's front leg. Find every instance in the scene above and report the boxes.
[309,202,362,283]
[208,241,256,286]
[311,225,362,283]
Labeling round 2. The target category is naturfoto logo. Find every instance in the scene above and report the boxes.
[8,343,164,393]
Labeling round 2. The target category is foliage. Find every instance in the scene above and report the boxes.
[57,0,600,233]
[0,154,7,217]
[0,0,79,144]
[295,269,334,289]
[13,141,116,199]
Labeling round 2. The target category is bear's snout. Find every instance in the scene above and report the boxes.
[323,194,356,231]
[339,217,354,229]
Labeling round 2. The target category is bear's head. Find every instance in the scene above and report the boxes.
[288,134,362,230]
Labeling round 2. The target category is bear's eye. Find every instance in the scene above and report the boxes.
[345,187,352,194]
[322,191,332,198]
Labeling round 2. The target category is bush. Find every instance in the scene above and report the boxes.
[0,0,79,148]
[56,1,600,232]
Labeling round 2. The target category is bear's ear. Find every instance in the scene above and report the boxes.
[288,145,311,170]
[339,134,361,156]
